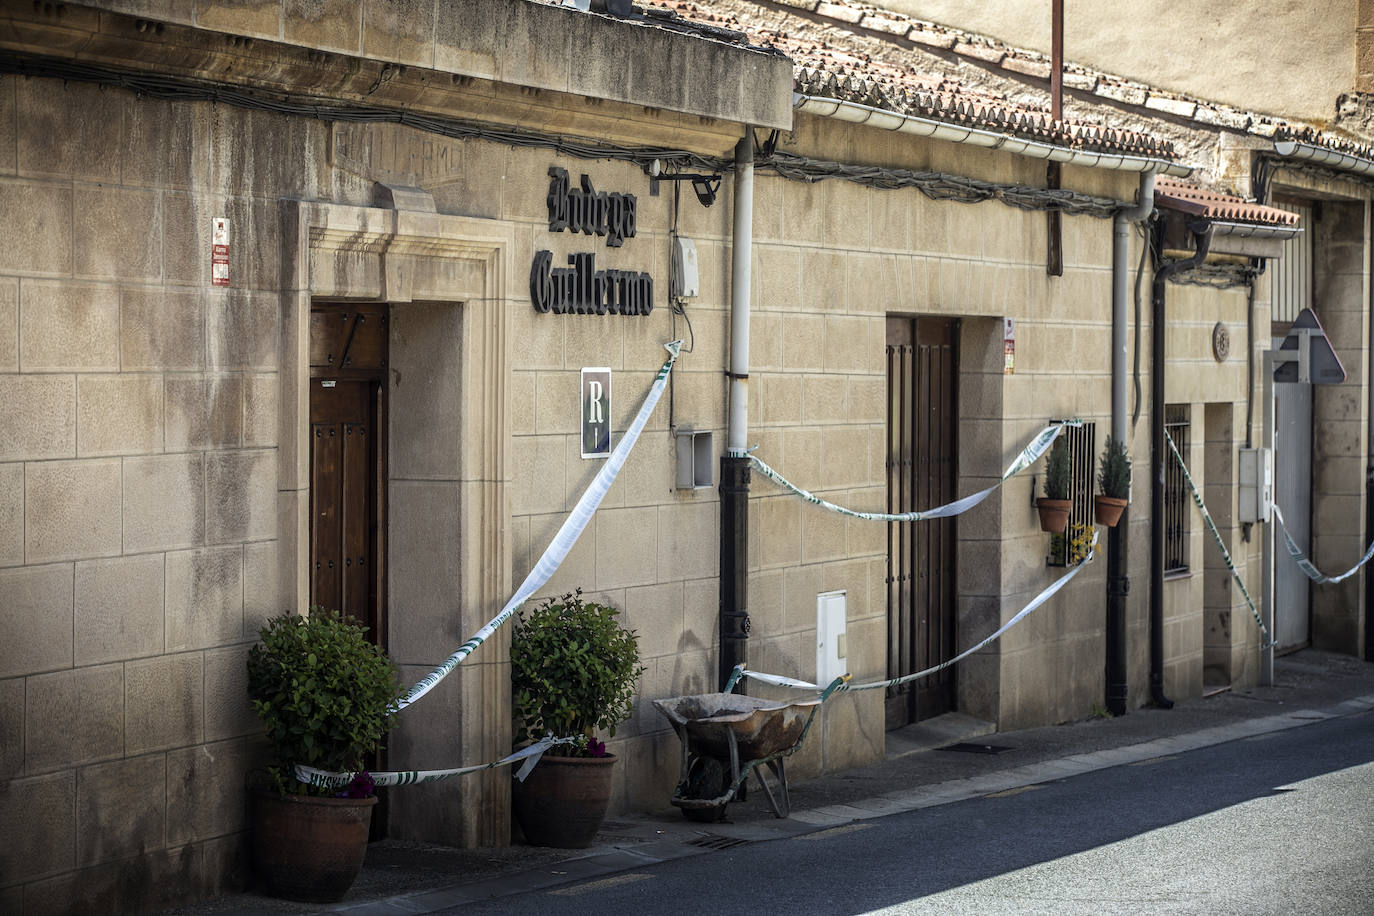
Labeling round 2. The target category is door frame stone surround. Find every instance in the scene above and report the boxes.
[279,190,515,845]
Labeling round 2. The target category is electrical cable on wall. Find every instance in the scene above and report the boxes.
[1,52,1139,221]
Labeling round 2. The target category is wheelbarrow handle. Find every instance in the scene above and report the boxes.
[723,664,747,693]
[819,673,851,701]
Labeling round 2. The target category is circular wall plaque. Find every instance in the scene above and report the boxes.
[1212,321,1230,363]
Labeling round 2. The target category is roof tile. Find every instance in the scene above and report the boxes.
[816,1,864,24]
[1154,178,1300,226]
[861,13,912,37]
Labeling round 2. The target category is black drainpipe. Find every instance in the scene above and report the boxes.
[1150,218,1212,709]
[719,457,750,690]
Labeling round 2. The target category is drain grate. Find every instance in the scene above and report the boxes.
[686,834,750,851]
[937,742,1015,755]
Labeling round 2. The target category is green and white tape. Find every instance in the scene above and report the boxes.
[295,735,577,790]
[393,341,683,712]
[1165,429,1272,648]
[729,530,1100,695]
[750,422,1075,522]
[1273,505,1374,585]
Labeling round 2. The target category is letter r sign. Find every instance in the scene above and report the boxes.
[581,368,612,458]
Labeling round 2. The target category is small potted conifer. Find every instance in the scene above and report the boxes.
[1036,439,1072,533]
[1094,434,1131,527]
[510,589,642,848]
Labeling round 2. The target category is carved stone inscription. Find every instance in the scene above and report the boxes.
[330,123,465,185]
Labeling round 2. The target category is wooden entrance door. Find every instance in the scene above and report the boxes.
[309,304,388,642]
[885,316,958,730]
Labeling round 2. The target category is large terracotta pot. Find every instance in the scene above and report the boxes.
[1094,495,1128,527]
[251,790,377,903]
[512,753,617,848]
[1036,498,1072,533]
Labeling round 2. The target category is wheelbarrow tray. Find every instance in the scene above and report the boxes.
[652,693,822,762]
[654,692,825,818]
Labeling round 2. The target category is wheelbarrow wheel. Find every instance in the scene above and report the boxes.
[681,756,729,822]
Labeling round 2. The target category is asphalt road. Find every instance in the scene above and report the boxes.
[450,710,1374,915]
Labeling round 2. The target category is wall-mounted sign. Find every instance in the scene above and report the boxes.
[211,217,230,287]
[546,167,637,247]
[532,167,654,316]
[581,368,612,458]
[1003,316,1015,375]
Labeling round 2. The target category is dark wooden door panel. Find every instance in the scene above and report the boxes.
[341,421,371,622]
[311,422,342,614]
[886,315,958,730]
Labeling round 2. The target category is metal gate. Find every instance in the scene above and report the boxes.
[1270,199,1313,651]
[885,316,958,730]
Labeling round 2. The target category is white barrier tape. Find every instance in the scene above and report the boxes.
[1272,505,1374,585]
[1165,430,1271,648]
[294,735,578,789]
[734,531,1100,695]
[750,422,1075,522]
[394,341,683,712]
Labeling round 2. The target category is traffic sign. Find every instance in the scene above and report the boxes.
[1274,308,1346,384]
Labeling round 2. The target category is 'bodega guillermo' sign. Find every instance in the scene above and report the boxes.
[530,167,654,316]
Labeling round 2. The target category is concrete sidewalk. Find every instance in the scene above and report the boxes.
[165,649,1374,915]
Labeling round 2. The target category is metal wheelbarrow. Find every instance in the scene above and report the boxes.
[652,675,848,822]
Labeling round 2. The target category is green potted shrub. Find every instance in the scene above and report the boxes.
[510,589,642,848]
[246,609,401,903]
[1094,434,1131,527]
[1037,439,1072,533]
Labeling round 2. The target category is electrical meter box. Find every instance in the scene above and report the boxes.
[673,428,713,490]
[671,236,699,298]
[1239,447,1272,523]
[816,590,847,685]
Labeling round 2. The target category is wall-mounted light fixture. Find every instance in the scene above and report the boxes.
[645,159,722,207]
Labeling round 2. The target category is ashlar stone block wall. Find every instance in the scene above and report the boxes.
[0,76,311,911]
[1310,199,1371,653]
[742,112,1196,735]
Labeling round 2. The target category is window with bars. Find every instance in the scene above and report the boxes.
[1164,405,1191,575]
[1047,420,1096,567]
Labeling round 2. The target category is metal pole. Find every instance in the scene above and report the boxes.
[1261,349,1275,686]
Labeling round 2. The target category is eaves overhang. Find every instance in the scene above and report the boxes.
[795,93,1194,177]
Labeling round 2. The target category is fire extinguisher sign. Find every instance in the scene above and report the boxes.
[211,217,230,287]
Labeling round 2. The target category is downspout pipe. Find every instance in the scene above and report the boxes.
[720,132,753,691]
[1149,218,1213,709]
[1367,200,1374,663]
[1106,172,1155,716]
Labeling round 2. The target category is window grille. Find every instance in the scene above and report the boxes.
[1047,420,1096,567]
[1164,405,1191,575]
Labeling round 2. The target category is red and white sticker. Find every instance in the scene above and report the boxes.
[1003,316,1015,375]
[211,217,230,287]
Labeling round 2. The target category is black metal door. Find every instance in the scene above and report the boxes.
[885,316,958,730]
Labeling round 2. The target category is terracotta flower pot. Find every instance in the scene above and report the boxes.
[1094,495,1128,527]
[1036,498,1072,533]
[512,753,617,848]
[251,790,377,903]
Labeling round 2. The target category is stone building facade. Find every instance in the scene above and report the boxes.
[1,1,1371,912]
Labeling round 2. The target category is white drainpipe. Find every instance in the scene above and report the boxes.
[728,134,753,455]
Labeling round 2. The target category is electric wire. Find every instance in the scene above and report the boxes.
[762,151,1128,217]
[0,52,1135,220]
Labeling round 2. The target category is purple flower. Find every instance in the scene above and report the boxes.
[587,738,606,758]
[339,771,376,798]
